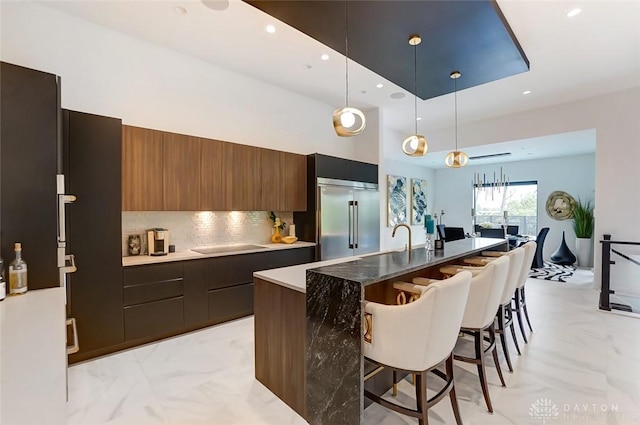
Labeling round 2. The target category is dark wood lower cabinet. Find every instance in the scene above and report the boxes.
[183,260,209,328]
[71,246,316,364]
[124,297,185,341]
[209,284,254,324]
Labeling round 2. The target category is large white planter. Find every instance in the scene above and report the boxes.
[575,237,593,268]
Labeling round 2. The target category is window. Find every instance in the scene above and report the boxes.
[474,181,538,236]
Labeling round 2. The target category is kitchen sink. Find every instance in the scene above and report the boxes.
[192,244,268,255]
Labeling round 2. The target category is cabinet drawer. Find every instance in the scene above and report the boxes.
[124,279,184,306]
[268,247,315,269]
[123,262,183,286]
[124,297,184,341]
[208,252,270,290]
[208,283,254,324]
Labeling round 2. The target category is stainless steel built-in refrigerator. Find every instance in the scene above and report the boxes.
[318,178,380,260]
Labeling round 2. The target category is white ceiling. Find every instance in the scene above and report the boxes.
[43,0,640,163]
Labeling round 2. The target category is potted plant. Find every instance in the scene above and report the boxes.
[572,199,594,268]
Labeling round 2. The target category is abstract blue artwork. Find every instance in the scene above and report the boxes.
[387,175,407,227]
[411,178,428,225]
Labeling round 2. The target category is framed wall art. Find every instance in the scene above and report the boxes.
[411,178,428,225]
[387,175,407,227]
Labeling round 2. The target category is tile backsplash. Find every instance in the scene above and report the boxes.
[122,211,294,256]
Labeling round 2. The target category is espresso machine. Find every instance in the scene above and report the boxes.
[146,228,169,256]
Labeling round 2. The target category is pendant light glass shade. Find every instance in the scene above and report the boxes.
[445,70,468,167]
[445,150,469,167]
[333,1,365,137]
[402,34,428,157]
[333,107,366,136]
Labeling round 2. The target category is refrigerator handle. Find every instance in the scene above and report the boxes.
[348,201,354,249]
[354,201,359,249]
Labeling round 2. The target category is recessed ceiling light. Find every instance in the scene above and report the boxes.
[174,6,187,15]
[201,0,229,11]
[266,24,276,34]
[390,92,405,99]
[376,83,384,88]
[523,90,531,95]
[416,117,422,121]
[567,8,582,18]
[321,54,329,61]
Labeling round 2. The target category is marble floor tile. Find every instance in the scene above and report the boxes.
[67,277,640,425]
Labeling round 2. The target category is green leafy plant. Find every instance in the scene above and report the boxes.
[269,211,287,230]
[572,199,594,238]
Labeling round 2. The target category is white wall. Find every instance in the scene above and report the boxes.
[434,153,596,262]
[379,120,436,251]
[428,88,640,287]
[0,1,369,159]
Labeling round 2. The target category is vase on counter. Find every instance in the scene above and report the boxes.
[271,227,283,243]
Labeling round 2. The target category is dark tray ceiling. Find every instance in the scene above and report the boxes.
[244,0,529,100]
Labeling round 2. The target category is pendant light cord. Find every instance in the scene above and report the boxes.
[414,41,418,134]
[344,0,349,107]
[454,75,458,151]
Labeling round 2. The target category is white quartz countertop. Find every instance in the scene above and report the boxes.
[0,288,67,425]
[253,256,362,293]
[122,241,316,267]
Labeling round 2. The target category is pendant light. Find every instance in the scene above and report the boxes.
[333,0,365,137]
[444,71,469,167]
[402,35,427,157]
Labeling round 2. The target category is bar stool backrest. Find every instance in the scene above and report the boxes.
[517,242,537,289]
[363,271,472,372]
[461,255,510,330]
[500,247,525,305]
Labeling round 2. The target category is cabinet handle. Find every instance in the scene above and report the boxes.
[348,201,354,249]
[66,317,79,355]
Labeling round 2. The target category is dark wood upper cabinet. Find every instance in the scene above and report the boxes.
[281,151,307,211]
[123,125,306,212]
[260,148,281,211]
[122,125,163,211]
[164,132,201,211]
[200,139,233,211]
[232,144,262,211]
[260,150,307,211]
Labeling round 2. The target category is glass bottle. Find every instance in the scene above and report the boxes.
[0,257,5,301]
[9,242,28,295]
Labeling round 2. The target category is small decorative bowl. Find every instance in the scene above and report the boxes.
[281,236,298,244]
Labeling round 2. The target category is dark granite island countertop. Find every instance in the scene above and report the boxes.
[308,237,506,286]
[305,237,506,425]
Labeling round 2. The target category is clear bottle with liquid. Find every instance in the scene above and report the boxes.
[9,243,28,295]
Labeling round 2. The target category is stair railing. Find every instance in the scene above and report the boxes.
[599,234,640,312]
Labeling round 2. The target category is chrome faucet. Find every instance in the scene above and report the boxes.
[392,223,412,251]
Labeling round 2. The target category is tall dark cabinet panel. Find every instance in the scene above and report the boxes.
[293,153,378,252]
[0,62,58,289]
[64,110,124,362]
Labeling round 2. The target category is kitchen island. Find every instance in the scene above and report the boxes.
[253,237,507,425]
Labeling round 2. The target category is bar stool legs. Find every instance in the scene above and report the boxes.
[514,285,534,344]
[521,287,534,332]
[456,325,506,413]
[366,354,464,425]
[496,304,521,373]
